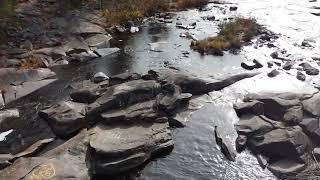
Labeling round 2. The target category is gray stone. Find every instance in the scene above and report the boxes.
[109,72,142,86]
[39,101,87,137]
[236,116,275,135]
[85,34,112,48]
[299,62,319,75]
[296,71,306,81]
[86,80,161,116]
[89,123,173,175]
[267,69,280,78]
[268,159,306,175]
[299,118,319,135]
[93,72,109,83]
[249,126,310,161]
[302,93,320,116]
[70,89,100,104]
[0,109,19,131]
[214,126,236,161]
[100,100,160,124]
[313,147,320,160]
[69,20,106,35]
[94,48,120,57]
[234,100,264,117]
[235,135,247,152]
[283,61,295,70]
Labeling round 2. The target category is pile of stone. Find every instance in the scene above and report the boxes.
[0,70,258,178]
[234,92,320,176]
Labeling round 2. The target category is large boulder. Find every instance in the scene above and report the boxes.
[302,92,320,116]
[89,123,173,175]
[86,80,161,116]
[249,126,311,161]
[39,101,87,138]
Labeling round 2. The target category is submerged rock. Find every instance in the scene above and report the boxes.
[268,159,306,175]
[267,69,280,78]
[109,72,142,86]
[89,123,173,175]
[296,71,306,81]
[94,48,120,57]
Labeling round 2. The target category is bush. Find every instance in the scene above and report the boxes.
[176,0,209,9]
[191,17,259,56]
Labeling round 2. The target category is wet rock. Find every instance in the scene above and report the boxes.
[313,148,320,160]
[156,84,192,113]
[100,100,160,124]
[149,41,167,52]
[267,69,280,78]
[235,135,247,152]
[86,80,161,116]
[0,109,19,131]
[268,159,306,175]
[270,51,279,59]
[109,72,142,86]
[282,61,295,70]
[94,48,120,57]
[70,89,100,104]
[296,71,306,81]
[130,26,139,33]
[164,19,173,23]
[234,100,264,117]
[69,51,99,62]
[299,118,319,135]
[245,94,302,122]
[214,126,236,161]
[89,123,173,175]
[236,116,275,136]
[267,61,273,68]
[39,101,87,138]
[241,60,263,70]
[249,126,310,161]
[229,6,238,11]
[256,154,269,169]
[85,34,112,48]
[301,40,313,47]
[299,62,319,75]
[302,93,320,116]
[204,15,216,21]
[0,130,90,179]
[93,72,109,83]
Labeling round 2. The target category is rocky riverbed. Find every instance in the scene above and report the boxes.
[1,0,320,179]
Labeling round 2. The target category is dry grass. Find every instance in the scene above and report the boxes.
[103,0,170,25]
[176,0,209,9]
[20,56,46,69]
[191,17,259,56]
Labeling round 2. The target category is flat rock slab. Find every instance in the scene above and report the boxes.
[39,101,87,138]
[85,34,112,48]
[89,122,173,174]
[0,131,90,180]
[94,48,120,57]
[69,20,106,35]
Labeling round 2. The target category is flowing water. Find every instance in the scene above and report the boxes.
[3,0,320,179]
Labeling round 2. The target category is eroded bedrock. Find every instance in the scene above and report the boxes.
[0,70,259,178]
[234,92,320,177]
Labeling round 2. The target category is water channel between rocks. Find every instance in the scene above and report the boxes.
[3,0,320,179]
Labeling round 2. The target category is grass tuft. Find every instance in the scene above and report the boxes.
[191,17,259,56]
[176,0,209,9]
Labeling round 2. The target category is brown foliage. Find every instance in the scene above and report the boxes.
[191,17,259,56]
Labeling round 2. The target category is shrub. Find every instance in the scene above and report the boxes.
[191,17,259,56]
[176,0,209,9]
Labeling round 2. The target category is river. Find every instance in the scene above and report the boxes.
[4,0,320,179]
